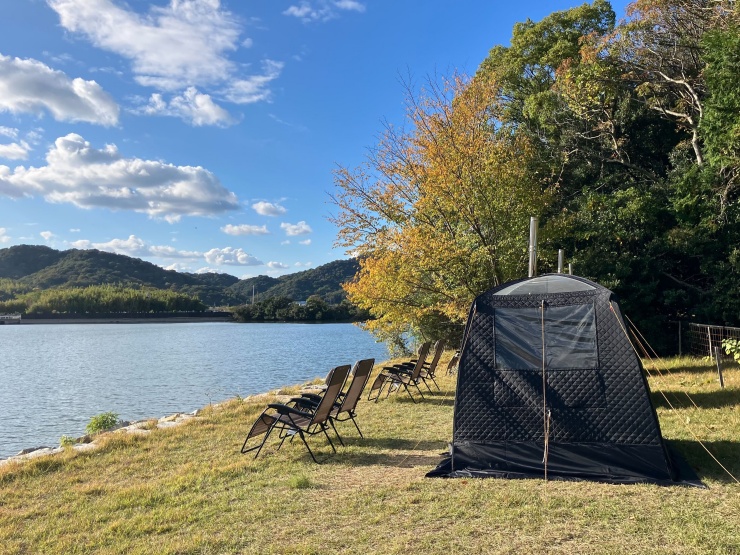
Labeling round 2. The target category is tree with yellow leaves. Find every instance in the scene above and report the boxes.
[330,75,552,347]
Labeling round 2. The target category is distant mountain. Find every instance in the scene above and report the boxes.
[0,245,358,306]
[228,259,360,304]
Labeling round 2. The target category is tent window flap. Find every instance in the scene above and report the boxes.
[494,304,597,370]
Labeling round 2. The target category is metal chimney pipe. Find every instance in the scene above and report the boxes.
[528,216,539,278]
[557,249,564,273]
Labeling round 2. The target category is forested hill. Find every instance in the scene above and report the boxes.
[0,245,358,307]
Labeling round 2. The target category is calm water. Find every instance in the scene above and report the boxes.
[0,322,389,459]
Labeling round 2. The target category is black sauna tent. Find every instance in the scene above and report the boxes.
[428,274,701,486]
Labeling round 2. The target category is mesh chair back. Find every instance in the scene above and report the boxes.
[409,342,432,380]
[337,358,375,413]
[312,364,351,423]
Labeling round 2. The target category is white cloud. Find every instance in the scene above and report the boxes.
[221,60,283,104]
[281,240,291,245]
[0,127,35,160]
[70,234,202,259]
[299,239,312,245]
[267,261,289,269]
[0,133,239,221]
[0,54,119,125]
[0,127,18,139]
[136,87,233,126]
[204,247,262,266]
[334,0,365,11]
[48,0,283,102]
[194,266,227,274]
[149,244,202,258]
[284,0,365,22]
[69,228,80,232]
[221,223,269,236]
[70,234,148,256]
[48,0,240,90]
[0,227,10,243]
[0,140,30,160]
[163,262,192,272]
[252,201,286,216]
[281,220,312,236]
[294,261,313,267]
[40,231,55,240]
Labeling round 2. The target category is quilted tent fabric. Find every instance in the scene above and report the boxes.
[427,274,702,486]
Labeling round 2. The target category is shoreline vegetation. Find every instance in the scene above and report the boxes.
[8,311,234,325]
[0,355,737,554]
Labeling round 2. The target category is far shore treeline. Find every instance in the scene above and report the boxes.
[0,246,366,323]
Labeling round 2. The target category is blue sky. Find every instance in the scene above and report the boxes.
[0,0,629,278]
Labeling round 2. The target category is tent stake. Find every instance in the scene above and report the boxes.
[714,346,726,388]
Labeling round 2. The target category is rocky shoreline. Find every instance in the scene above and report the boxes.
[0,389,299,468]
[0,411,201,467]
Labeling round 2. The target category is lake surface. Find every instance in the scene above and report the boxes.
[0,322,389,459]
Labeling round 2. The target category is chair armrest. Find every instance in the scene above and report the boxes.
[290,397,319,410]
[383,367,411,376]
[267,403,312,418]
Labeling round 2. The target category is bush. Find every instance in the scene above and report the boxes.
[721,338,740,364]
[59,435,75,448]
[85,412,120,435]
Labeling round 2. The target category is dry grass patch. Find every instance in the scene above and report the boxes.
[0,355,737,554]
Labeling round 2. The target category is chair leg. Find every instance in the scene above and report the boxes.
[317,423,336,453]
[421,377,433,393]
[402,382,417,403]
[350,413,363,438]
[328,418,345,447]
[297,430,320,464]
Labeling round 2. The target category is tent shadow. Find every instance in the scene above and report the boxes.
[329,436,447,467]
[668,439,740,484]
[344,437,445,452]
[384,395,455,406]
[652,389,739,409]
[337,451,444,468]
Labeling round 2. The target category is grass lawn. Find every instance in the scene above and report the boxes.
[0,354,738,554]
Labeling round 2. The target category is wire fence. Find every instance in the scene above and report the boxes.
[686,322,740,359]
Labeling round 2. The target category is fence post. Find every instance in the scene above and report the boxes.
[708,327,713,360]
[713,346,726,389]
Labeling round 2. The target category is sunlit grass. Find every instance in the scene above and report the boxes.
[0,355,737,554]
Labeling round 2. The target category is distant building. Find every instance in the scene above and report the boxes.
[0,313,21,325]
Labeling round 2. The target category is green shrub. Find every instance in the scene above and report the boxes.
[85,412,119,435]
[59,435,75,448]
[721,338,740,363]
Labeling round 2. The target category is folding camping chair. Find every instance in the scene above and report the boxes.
[291,358,375,444]
[418,339,445,392]
[367,341,431,403]
[240,364,351,463]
